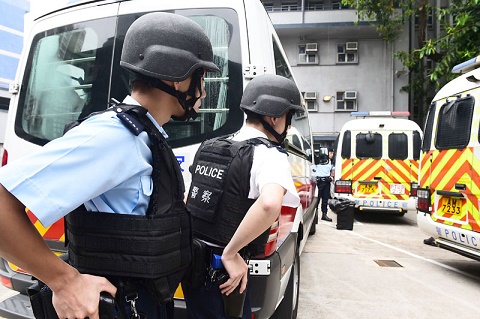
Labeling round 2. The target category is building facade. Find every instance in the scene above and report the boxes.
[261,0,447,151]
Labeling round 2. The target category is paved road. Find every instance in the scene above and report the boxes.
[297,209,480,319]
[0,209,479,319]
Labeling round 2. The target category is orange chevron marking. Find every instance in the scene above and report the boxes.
[422,147,480,232]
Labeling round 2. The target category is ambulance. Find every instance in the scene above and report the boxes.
[0,1,317,318]
[333,112,422,216]
[417,55,480,261]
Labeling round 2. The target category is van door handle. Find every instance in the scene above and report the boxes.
[374,177,381,180]
[455,183,466,190]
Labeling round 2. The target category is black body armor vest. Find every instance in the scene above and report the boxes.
[64,104,191,303]
[186,135,283,256]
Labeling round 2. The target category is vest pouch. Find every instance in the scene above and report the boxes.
[181,238,208,289]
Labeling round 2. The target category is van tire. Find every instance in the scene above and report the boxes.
[271,250,300,319]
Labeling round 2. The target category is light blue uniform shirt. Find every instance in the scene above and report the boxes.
[0,96,167,227]
[311,161,334,178]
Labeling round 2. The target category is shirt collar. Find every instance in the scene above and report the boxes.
[122,96,169,139]
[233,125,269,141]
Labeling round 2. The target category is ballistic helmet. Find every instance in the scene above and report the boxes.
[120,12,220,82]
[240,74,303,118]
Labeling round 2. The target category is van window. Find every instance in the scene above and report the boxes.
[388,133,407,160]
[356,132,382,159]
[413,130,421,160]
[435,96,474,150]
[422,103,436,152]
[341,130,351,158]
[273,37,292,80]
[15,9,244,148]
[15,17,116,145]
[291,134,302,149]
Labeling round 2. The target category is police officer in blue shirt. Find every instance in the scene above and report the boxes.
[311,148,335,222]
[0,12,219,319]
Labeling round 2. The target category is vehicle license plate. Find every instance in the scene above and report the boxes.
[439,197,463,215]
[390,184,405,195]
[358,184,377,194]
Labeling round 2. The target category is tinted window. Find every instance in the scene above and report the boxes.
[273,37,292,80]
[435,96,474,149]
[291,134,302,149]
[388,133,407,160]
[422,103,436,151]
[341,130,351,159]
[16,17,116,145]
[413,130,421,160]
[356,132,382,159]
[15,9,244,148]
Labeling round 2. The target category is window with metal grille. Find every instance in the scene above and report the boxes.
[436,96,474,149]
[341,130,351,159]
[388,133,407,160]
[356,132,382,159]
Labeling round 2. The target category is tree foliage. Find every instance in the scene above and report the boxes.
[341,0,480,123]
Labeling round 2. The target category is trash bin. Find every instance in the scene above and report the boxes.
[328,197,355,230]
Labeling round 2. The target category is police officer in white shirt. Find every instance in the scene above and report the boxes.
[311,148,334,222]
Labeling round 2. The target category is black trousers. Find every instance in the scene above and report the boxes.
[315,180,331,214]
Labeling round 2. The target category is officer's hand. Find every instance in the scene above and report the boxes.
[219,252,248,295]
[52,272,117,319]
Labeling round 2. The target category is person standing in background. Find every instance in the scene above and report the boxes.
[311,148,334,222]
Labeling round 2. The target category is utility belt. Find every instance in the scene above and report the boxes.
[316,176,332,183]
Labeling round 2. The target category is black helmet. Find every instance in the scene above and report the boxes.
[240,74,304,118]
[120,12,219,81]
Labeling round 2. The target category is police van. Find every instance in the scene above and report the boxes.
[0,1,317,318]
[333,111,422,216]
[417,55,480,261]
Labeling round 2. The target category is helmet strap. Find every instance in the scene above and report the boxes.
[258,116,286,145]
[151,68,204,121]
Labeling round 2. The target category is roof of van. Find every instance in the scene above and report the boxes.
[340,117,422,132]
[433,65,480,101]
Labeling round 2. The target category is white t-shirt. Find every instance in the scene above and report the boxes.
[232,126,300,208]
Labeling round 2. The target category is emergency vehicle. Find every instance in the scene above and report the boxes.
[0,1,317,318]
[417,55,480,261]
[333,112,422,216]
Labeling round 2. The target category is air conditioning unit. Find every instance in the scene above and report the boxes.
[346,42,358,51]
[344,91,357,99]
[305,43,318,52]
[304,91,317,100]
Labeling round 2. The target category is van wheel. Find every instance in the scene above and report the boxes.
[271,250,300,319]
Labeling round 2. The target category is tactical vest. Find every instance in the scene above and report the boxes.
[64,104,191,304]
[186,135,284,256]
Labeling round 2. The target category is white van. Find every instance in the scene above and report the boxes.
[417,55,480,261]
[333,111,423,216]
[0,1,316,318]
